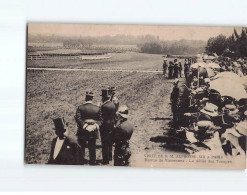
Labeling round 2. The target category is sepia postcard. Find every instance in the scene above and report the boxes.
[25,23,247,169]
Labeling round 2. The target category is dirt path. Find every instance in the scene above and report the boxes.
[128,74,180,166]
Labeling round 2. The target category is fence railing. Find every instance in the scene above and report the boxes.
[27,55,111,61]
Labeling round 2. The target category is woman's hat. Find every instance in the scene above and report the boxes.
[200,103,218,117]
[235,121,247,136]
[117,105,129,118]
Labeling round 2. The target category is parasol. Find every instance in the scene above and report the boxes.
[213,72,241,82]
[190,62,207,69]
[206,63,220,69]
[210,78,247,100]
[240,76,247,89]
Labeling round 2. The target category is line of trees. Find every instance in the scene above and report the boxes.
[138,39,206,55]
[205,27,247,57]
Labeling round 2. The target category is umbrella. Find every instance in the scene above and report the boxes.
[205,56,216,60]
[210,78,247,100]
[206,63,220,69]
[240,76,247,89]
[190,62,207,69]
[205,67,216,78]
[213,72,241,82]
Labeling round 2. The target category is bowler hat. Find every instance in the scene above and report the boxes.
[86,91,94,97]
[200,103,218,117]
[225,104,239,115]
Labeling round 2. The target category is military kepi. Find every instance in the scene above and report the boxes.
[101,89,110,97]
[86,91,94,97]
[53,117,66,131]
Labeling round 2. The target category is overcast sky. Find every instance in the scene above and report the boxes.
[28,23,242,41]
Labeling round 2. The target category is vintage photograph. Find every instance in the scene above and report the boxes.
[25,23,247,169]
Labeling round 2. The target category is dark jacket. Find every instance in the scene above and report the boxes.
[114,119,134,142]
[75,102,100,127]
[101,100,117,125]
[75,102,100,139]
[48,136,82,165]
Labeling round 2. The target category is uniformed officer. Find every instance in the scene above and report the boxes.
[170,79,180,129]
[113,105,134,166]
[100,89,117,164]
[173,59,179,79]
[178,61,182,78]
[168,61,174,79]
[75,91,100,165]
[48,117,83,165]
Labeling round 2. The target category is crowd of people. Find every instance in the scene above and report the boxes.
[169,56,247,156]
[48,87,134,166]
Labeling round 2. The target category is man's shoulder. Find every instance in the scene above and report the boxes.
[78,102,99,109]
[65,136,80,147]
[102,100,115,108]
[120,120,134,130]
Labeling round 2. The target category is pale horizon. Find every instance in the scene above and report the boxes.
[28,23,243,41]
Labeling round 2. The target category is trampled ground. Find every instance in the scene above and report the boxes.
[25,52,181,165]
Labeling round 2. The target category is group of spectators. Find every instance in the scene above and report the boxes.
[48,87,134,166]
[169,56,247,156]
[163,57,197,79]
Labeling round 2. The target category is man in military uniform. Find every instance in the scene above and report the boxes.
[170,79,180,130]
[75,91,100,165]
[48,117,83,165]
[113,105,134,166]
[168,61,174,79]
[100,89,117,164]
[173,59,179,79]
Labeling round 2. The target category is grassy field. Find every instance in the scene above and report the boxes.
[27,52,168,71]
[25,52,181,165]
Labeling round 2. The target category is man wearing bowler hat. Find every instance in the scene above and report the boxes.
[48,117,82,165]
[100,88,117,164]
[75,91,100,165]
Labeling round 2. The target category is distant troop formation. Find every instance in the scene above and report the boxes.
[169,56,247,156]
[48,87,134,166]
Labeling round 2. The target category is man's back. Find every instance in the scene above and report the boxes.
[101,100,117,123]
[76,102,100,126]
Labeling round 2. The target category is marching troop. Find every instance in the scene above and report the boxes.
[169,56,247,156]
[48,87,134,166]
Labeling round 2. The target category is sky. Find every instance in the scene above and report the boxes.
[28,23,243,41]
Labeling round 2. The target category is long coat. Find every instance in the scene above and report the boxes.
[48,136,83,165]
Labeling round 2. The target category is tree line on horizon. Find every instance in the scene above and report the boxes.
[205,27,247,57]
[28,33,206,55]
